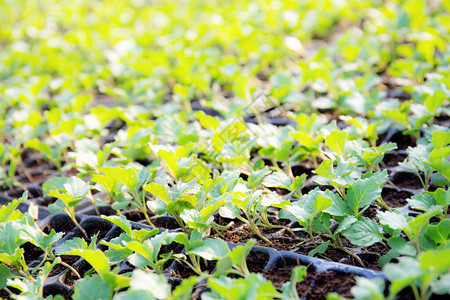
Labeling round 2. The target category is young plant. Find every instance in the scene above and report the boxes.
[204,273,281,300]
[219,190,275,246]
[100,216,158,264]
[353,249,450,300]
[377,207,441,254]
[58,244,131,297]
[24,136,70,174]
[173,229,229,275]
[214,240,256,278]
[93,166,156,226]
[47,176,91,239]
[122,230,179,275]
[399,144,434,191]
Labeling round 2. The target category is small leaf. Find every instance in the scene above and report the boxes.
[190,238,230,260]
[262,171,291,190]
[308,241,329,257]
[425,90,446,115]
[144,182,170,204]
[64,177,90,200]
[69,249,110,277]
[387,237,416,256]
[130,270,170,299]
[346,177,381,215]
[342,217,383,247]
[73,275,111,300]
[377,211,408,230]
[325,131,348,156]
[0,264,12,289]
[432,131,450,148]
[102,215,132,238]
[0,191,27,222]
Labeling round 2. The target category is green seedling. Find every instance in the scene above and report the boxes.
[204,273,281,300]
[93,166,156,226]
[47,176,91,239]
[122,230,179,275]
[219,190,275,246]
[174,229,229,275]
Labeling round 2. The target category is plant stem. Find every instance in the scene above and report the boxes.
[60,261,81,279]
[68,210,89,240]
[286,161,294,180]
[329,243,365,267]
[376,198,393,212]
[86,190,100,216]
[141,208,156,227]
[239,216,274,247]
[270,156,283,173]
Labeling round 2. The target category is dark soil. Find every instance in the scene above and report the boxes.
[246,251,269,273]
[43,214,80,234]
[220,225,298,250]
[122,210,155,223]
[151,216,182,230]
[391,172,424,190]
[22,242,44,264]
[362,205,379,219]
[296,269,356,299]
[82,219,113,241]
[264,264,302,289]
[382,152,408,168]
[382,187,413,208]
[48,255,81,277]
[387,132,416,150]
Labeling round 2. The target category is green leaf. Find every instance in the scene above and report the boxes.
[314,160,334,180]
[172,275,198,299]
[129,270,170,299]
[323,191,347,217]
[19,226,63,252]
[432,131,450,148]
[387,237,416,256]
[281,265,306,299]
[427,157,450,181]
[167,199,194,214]
[0,264,12,289]
[308,241,329,257]
[113,290,155,300]
[314,195,332,215]
[248,167,271,190]
[190,238,230,260]
[69,249,110,277]
[73,275,112,300]
[342,217,383,247]
[346,177,381,215]
[432,273,450,295]
[351,277,385,300]
[0,191,27,223]
[325,131,348,156]
[419,249,450,274]
[262,171,291,190]
[377,211,408,230]
[102,215,133,238]
[195,110,220,130]
[64,177,90,200]
[425,219,450,244]
[24,138,53,160]
[335,216,357,234]
[144,182,170,204]
[42,176,68,195]
[425,90,446,115]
